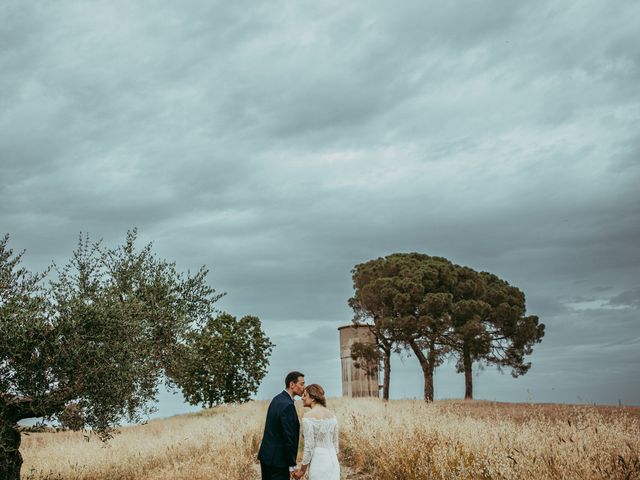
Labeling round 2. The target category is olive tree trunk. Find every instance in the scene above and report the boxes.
[1,394,68,480]
[0,418,22,480]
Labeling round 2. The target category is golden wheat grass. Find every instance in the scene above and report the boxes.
[21,402,266,480]
[338,399,640,480]
[21,398,640,480]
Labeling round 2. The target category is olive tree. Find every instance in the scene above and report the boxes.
[1,231,228,479]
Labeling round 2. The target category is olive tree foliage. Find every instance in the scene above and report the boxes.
[57,402,84,431]
[0,231,225,480]
[1,235,50,480]
[172,313,274,408]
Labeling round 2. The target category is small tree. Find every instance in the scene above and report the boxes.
[172,313,274,408]
[347,322,395,401]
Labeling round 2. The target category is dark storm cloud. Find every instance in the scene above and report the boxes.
[2,0,639,413]
[607,288,640,308]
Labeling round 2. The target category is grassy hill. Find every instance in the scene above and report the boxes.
[21,398,640,480]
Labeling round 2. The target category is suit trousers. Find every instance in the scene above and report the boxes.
[260,461,290,480]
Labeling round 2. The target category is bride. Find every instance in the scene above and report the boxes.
[295,384,340,480]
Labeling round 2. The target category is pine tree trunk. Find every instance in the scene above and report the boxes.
[424,362,434,402]
[463,343,473,400]
[382,347,391,401]
[409,340,434,402]
[0,418,22,480]
[427,345,436,402]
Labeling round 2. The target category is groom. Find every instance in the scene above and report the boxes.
[258,371,305,480]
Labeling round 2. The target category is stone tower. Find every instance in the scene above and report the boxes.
[338,324,380,397]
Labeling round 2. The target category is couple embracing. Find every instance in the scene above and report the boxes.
[258,371,340,480]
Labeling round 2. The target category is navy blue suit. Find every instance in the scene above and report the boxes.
[258,391,300,479]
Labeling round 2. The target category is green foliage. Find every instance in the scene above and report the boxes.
[349,254,455,373]
[350,253,455,343]
[172,313,274,408]
[1,230,227,439]
[350,341,380,379]
[473,271,545,377]
[0,234,49,400]
[349,252,545,399]
[57,402,84,431]
[0,231,278,479]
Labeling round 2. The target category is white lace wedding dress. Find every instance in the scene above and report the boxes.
[301,416,340,480]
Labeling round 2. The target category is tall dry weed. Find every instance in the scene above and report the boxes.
[336,398,640,480]
[20,398,640,480]
[21,402,266,480]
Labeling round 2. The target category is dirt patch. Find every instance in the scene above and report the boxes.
[341,465,372,479]
[250,462,370,479]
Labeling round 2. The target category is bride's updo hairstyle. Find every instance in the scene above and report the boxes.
[304,384,327,407]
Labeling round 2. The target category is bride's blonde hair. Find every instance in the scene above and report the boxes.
[304,384,327,407]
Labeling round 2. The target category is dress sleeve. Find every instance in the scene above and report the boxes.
[332,420,339,454]
[301,419,315,466]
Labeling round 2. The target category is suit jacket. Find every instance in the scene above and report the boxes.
[257,391,300,469]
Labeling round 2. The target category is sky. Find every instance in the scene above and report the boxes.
[1,0,639,419]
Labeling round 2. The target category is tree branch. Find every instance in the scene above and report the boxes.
[0,387,73,422]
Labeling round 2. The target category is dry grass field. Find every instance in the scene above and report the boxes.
[20,398,640,480]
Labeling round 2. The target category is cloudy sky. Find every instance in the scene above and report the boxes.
[2,0,639,418]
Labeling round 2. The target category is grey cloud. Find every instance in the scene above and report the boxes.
[527,295,571,318]
[2,0,640,412]
[607,288,640,308]
[607,135,640,173]
[308,325,341,342]
[592,285,614,293]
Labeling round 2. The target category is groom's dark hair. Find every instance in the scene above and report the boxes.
[285,371,304,388]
